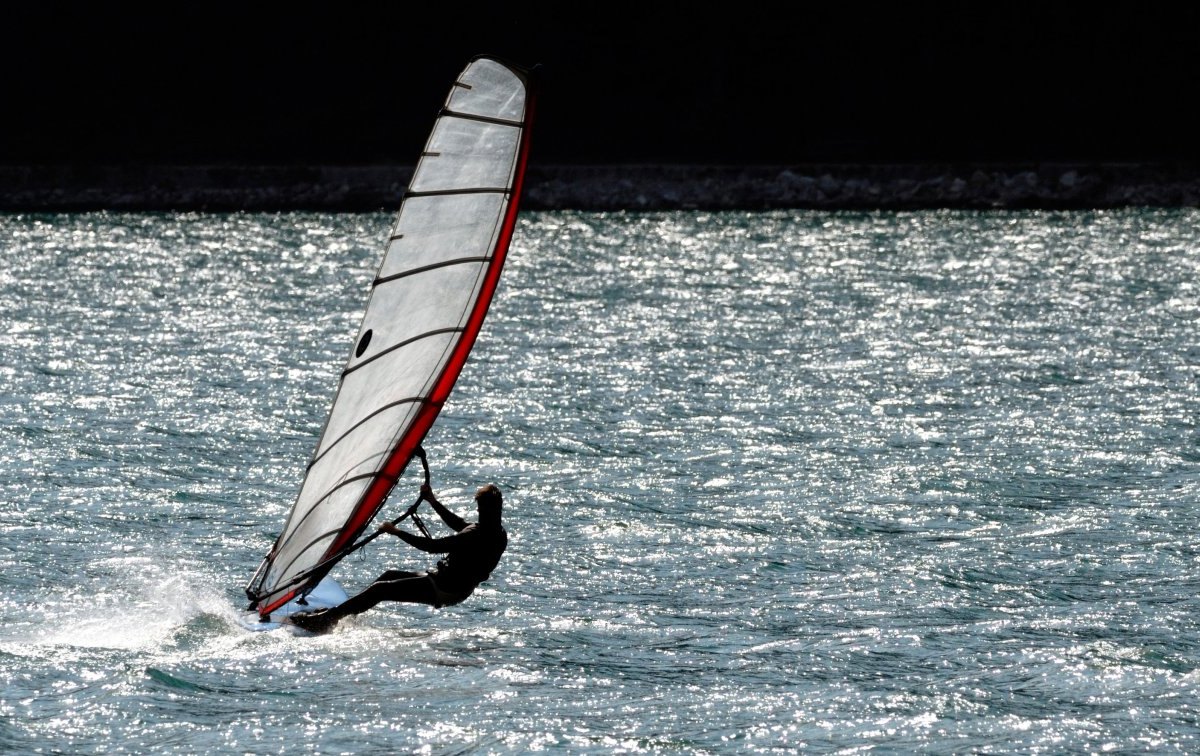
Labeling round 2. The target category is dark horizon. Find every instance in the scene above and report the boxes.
[4,5,1198,169]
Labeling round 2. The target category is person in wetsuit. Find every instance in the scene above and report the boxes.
[288,483,508,634]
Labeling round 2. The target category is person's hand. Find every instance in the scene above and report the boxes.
[420,483,435,501]
[377,522,396,535]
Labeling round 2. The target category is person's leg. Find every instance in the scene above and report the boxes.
[333,572,438,617]
[287,571,437,633]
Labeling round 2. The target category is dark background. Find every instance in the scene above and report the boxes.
[2,4,1197,168]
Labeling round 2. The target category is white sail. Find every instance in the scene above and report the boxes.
[246,56,536,616]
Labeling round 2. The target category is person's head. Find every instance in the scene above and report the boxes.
[475,484,503,520]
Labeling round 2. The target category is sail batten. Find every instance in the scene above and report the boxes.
[441,109,528,128]
[374,257,491,286]
[306,397,429,467]
[342,328,465,377]
[246,56,536,618]
[404,187,514,199]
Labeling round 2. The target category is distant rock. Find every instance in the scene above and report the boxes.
[1,163,1197,211]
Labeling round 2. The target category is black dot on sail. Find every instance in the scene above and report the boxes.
[355,329,373,357]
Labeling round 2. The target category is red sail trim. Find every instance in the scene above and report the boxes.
[256,78,537,619]
[258,587,298,617]
[325,112,533,559]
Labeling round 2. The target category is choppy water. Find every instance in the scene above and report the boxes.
[1,208,1198,753]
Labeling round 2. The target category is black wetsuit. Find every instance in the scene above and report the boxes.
[287,500,507,632]
[396,521,508,601]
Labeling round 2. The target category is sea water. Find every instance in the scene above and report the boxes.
[0,208,1198,753]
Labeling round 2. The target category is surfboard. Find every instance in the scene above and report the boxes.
[240,576,349,632]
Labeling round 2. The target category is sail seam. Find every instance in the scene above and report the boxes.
[306,396,430,470]
[271,470,383,558]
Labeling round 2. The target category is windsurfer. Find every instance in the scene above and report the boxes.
[287,483,508,634]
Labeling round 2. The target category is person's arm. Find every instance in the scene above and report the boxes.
[376,518,471,553]
[394,528,468,554]
[421,484,469,532]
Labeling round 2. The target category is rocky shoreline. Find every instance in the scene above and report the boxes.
[1,163,1197,212]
